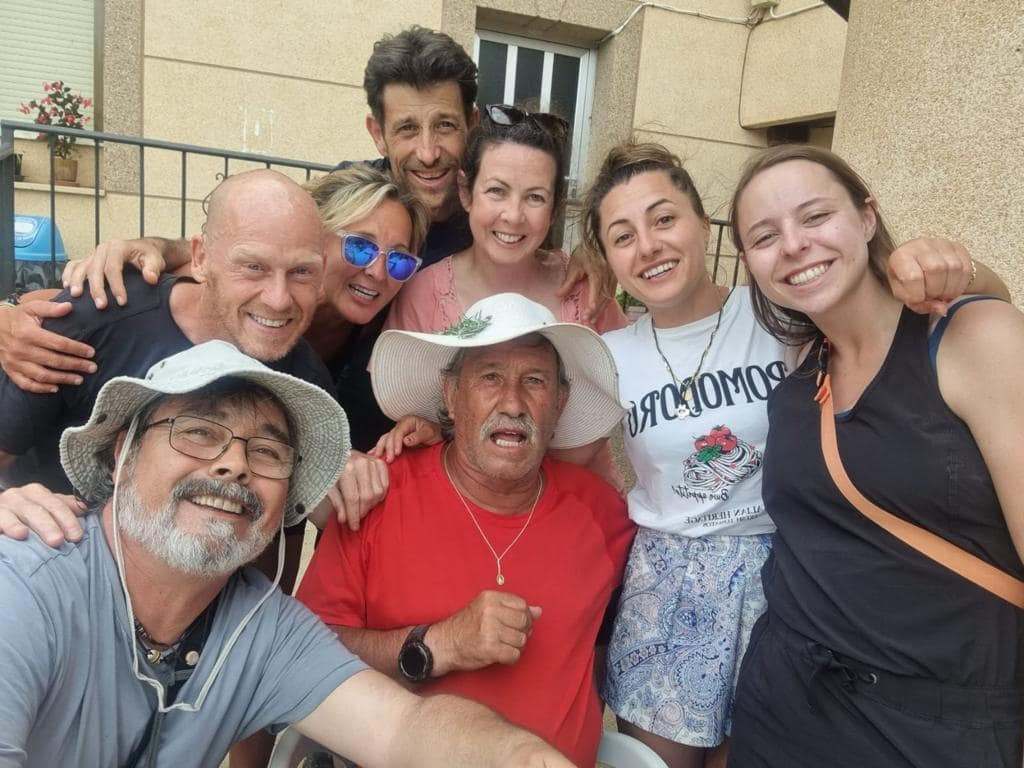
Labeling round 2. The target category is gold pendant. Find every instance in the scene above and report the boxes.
[496,573,505,586]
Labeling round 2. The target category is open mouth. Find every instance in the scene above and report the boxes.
[189,494,253,520]
[490,428,529,448]
[493,231,526,245]
[408,167,453,188]
[250,313,290,329]
[641,261,678,280]
[348,283,380,301]
[786,262,830,286]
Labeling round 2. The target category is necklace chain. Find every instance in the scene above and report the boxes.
[651,287,732,419]
[442,444,543,586]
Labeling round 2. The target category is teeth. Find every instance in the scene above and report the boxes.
[641,261,677,279]
[494,232,525,244]
[349,284,379,299]
[787,263,829,285]
[252,315,287,328]
[413,170,447,181]
[191,495,243,515]
[493,433,526,447]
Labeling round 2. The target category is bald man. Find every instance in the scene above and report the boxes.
[0,169,334,495]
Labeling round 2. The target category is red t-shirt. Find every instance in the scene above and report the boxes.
[297,443,634,766]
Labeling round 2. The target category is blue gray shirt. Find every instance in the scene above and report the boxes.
[0,514,366,767]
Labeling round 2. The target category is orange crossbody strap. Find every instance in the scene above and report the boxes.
[815,373,1024,610]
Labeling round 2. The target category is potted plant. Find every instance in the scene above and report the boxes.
[18,81,92,184]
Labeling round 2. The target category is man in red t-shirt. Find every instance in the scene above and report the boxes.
[297,293,635,767]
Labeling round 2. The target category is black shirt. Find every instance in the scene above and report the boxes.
[0,272,335,492]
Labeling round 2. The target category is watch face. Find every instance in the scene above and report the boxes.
[399,643,429,681]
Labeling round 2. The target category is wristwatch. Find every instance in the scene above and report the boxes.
[398,624,433,683]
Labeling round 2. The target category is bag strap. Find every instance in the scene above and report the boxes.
[815,371,1024,610]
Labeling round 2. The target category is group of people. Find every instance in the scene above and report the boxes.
[0,22,1022,768]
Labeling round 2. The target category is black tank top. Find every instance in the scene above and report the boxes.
[762,305,1024,686]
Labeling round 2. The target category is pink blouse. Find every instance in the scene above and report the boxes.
[385,251,626,334]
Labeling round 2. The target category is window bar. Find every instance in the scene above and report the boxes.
[539,52,554,112]
[503,44,518,104]
[139,145,146,237]
[180,152,188,238]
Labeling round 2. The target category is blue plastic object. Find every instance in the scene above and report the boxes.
[12,215,68,290]
[13,215,68,261]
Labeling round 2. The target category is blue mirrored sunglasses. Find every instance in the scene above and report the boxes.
[338,232,422,282]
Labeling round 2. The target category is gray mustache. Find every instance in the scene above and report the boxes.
[171,477,264,521]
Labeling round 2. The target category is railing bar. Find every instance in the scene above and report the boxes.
[94,140,101,246]
[0,124,14,296]
[49,142,57,274]
[224,156,229,179]
[712,222,724,285]
[181,152,188,238]
[139,145,145,238]
[0,121,334,171]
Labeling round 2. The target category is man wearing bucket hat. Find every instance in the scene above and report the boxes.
[0,340,574,767]
[297,293,635,767]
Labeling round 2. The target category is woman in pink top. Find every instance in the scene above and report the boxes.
[387,104,625,335]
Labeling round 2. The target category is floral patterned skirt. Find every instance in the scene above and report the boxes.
[602,527,772,747]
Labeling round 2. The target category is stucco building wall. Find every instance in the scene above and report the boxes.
[833,0,1024,303]
[13,0,846,262]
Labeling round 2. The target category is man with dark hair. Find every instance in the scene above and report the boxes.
[0,341,574,767]
[355,25,478,262]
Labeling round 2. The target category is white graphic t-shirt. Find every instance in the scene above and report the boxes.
[603,287,786,537]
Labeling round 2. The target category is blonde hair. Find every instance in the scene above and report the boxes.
[304,164,430,252]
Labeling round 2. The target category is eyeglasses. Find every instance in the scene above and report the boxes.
[143,415,298,480]
[338,232,422,282]
[484,104,570,142]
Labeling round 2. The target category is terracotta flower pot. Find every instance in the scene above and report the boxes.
[55,157,78,185]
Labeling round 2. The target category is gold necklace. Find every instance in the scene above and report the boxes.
[442,445,543,586]
[651,287,732,419]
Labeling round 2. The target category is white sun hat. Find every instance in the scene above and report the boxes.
[59,340,349,526]
[371,293,624,449]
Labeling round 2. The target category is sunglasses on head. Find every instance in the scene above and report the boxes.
[337,232,422,282]
[484,104,570,142]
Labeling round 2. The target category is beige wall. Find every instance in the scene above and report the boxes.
[741,2,846,129]
[833,0,1024,304]
[12,0,849,263]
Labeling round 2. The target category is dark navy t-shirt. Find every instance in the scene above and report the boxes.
[0,272,335,493]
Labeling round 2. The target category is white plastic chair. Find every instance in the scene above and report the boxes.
[268,728,348,768]
[596,730,670,768]
[270,725,669,768]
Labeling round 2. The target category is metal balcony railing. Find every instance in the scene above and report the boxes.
[0,120,335,297]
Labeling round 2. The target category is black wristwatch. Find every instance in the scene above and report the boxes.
[398,624,433,683]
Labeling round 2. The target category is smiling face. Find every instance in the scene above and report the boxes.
[460,142,556,268]
[321,197,415,325]
[735,159,878,320]
[599,170,715,326]
[443,337,567,487]
[194,172,325,362]
[117,392,290,577]
[367,81,471,223]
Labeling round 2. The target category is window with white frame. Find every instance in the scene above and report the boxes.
[473,31,596,249]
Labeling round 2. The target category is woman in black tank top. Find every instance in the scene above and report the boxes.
[724,144,1024,768]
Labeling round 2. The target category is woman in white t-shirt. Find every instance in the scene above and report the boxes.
[579,141,987,768]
